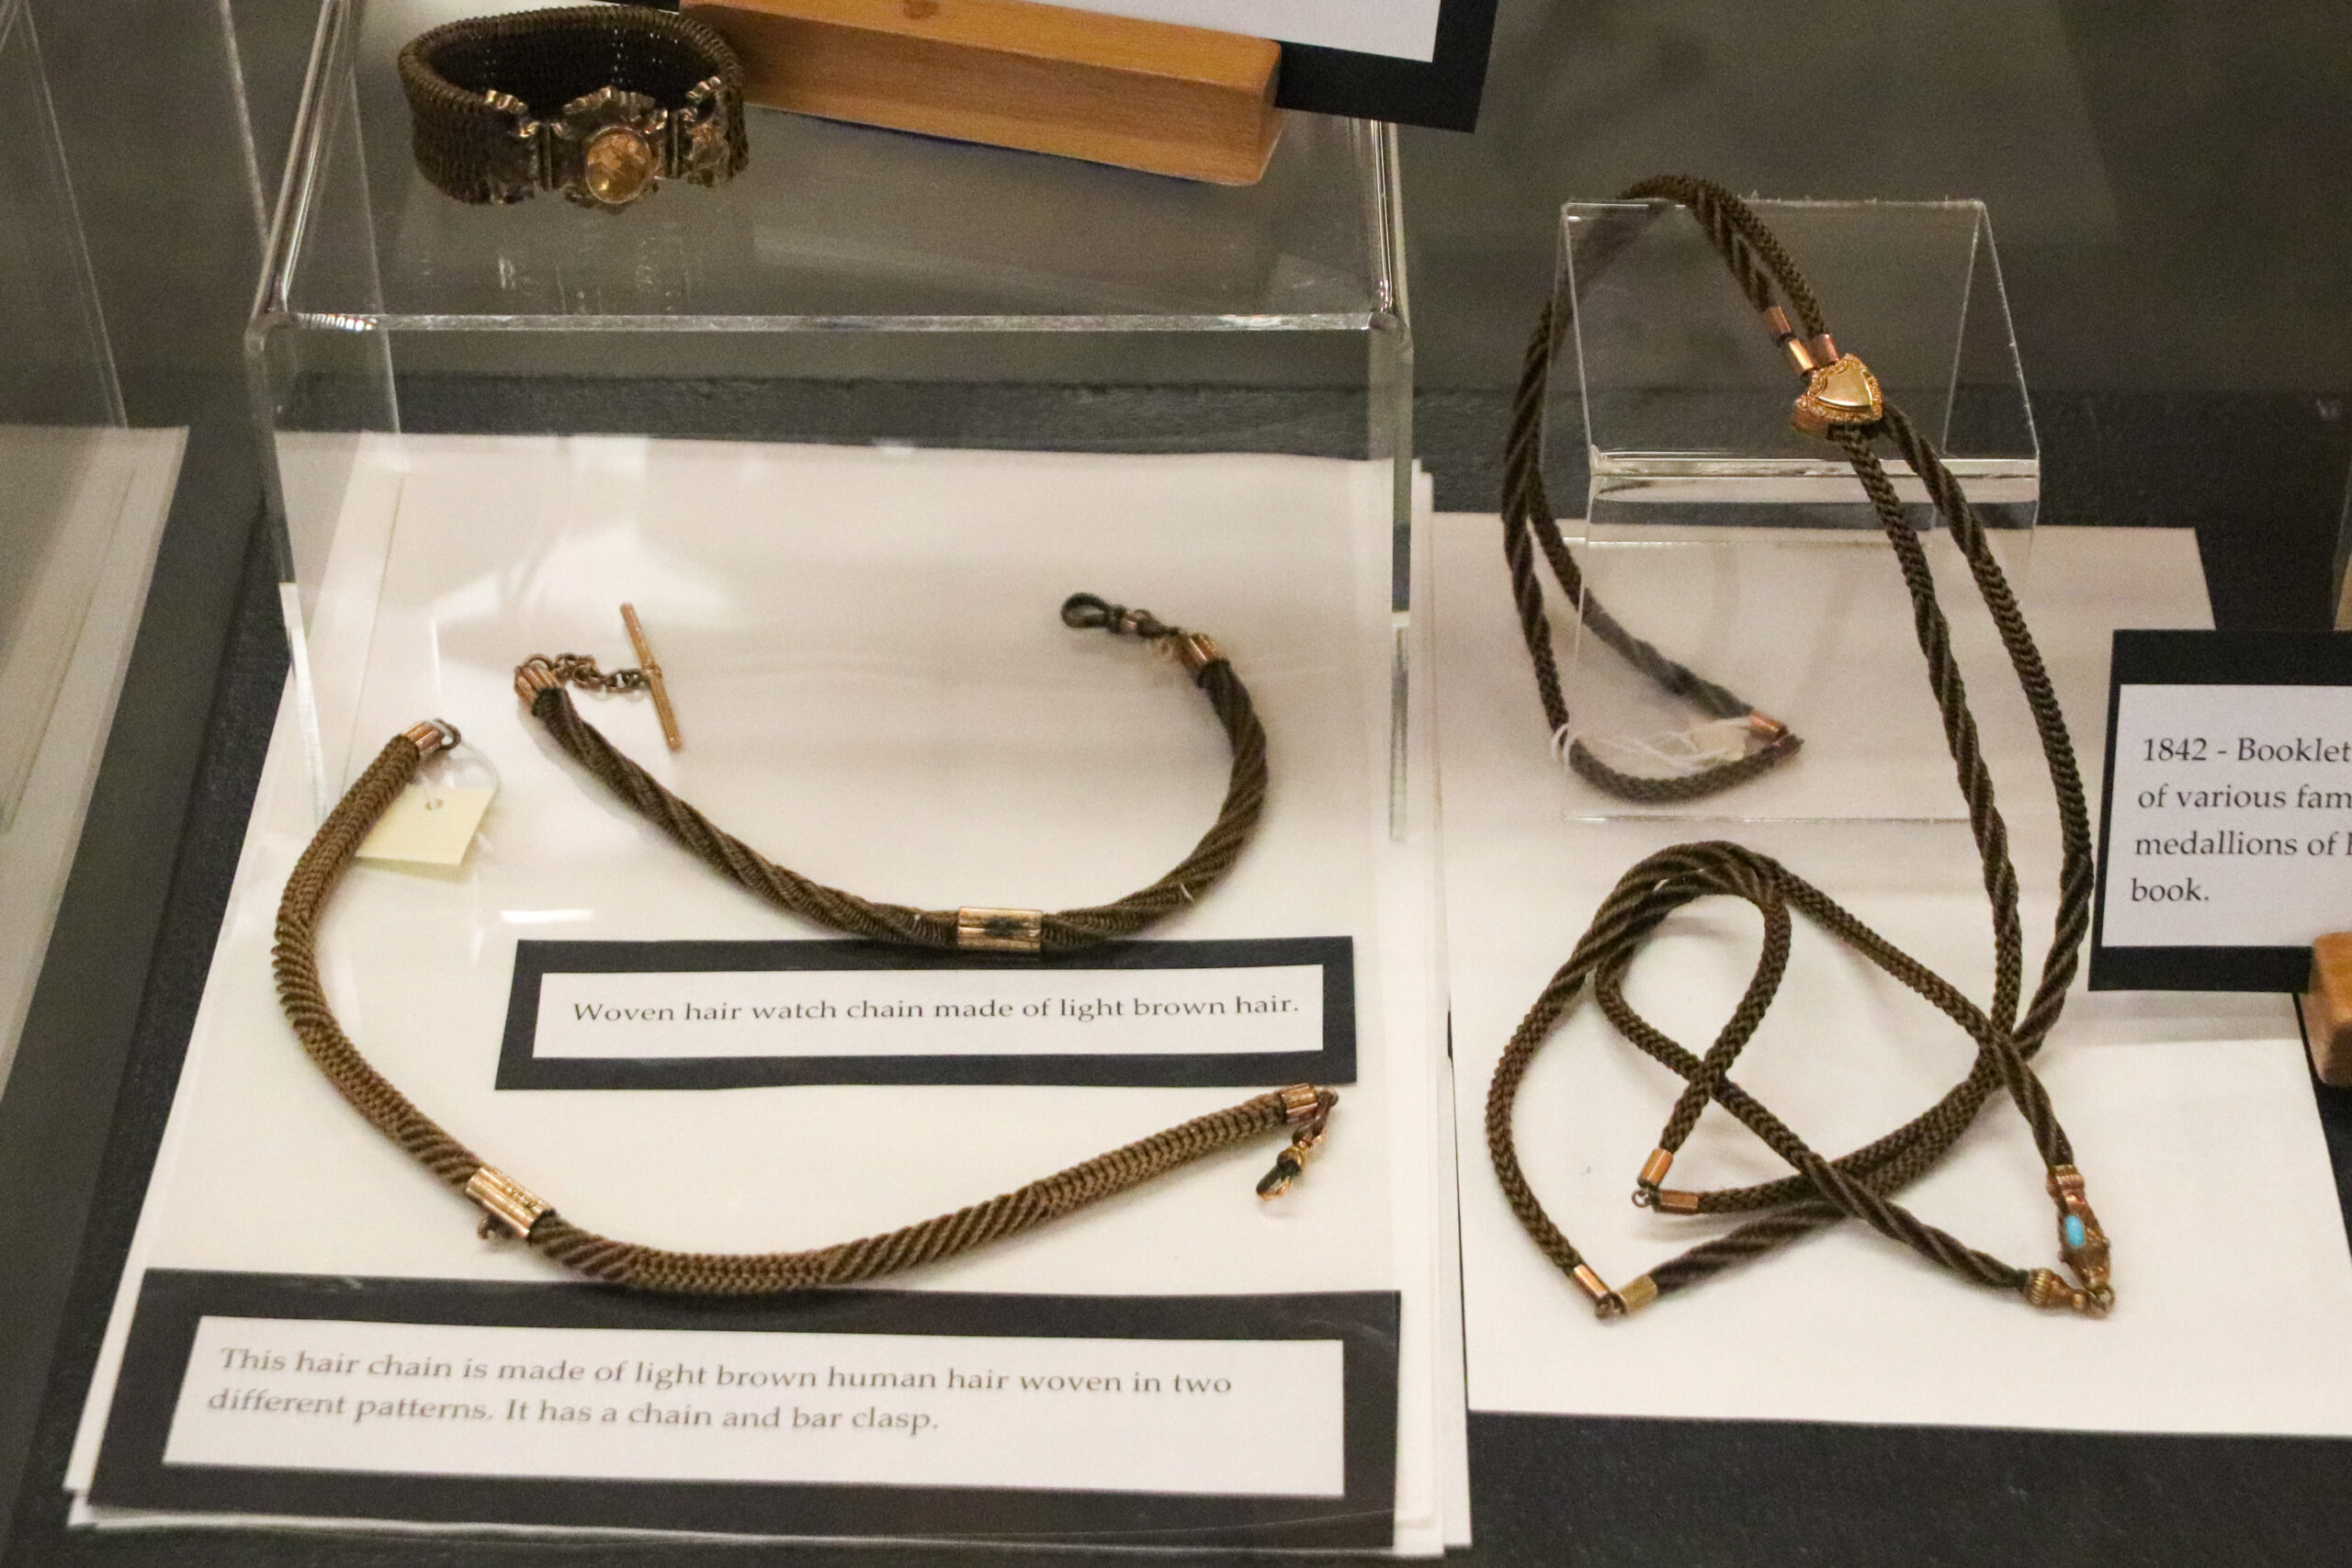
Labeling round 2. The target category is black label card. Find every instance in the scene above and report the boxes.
[91,1270,1399,1549]
[499,936,1356,1090]
[1277,0,1498,131]
[2091,630,2352,990]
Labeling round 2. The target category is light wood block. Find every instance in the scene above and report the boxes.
[2298,932,2352,1086]
[682,0,1284,186]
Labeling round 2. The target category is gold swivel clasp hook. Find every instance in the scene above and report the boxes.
[1256,1085,1335,1200]
[1062,592,1224,678]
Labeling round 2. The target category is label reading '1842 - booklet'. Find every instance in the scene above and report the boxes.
[2092,631,2352,990]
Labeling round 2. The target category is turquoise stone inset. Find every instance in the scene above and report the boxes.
[2063,1214,2088,1249]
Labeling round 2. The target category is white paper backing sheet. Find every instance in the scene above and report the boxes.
[66,438,1463,1552]
[1043,1,1443,62]
[1438,518,2352,1434]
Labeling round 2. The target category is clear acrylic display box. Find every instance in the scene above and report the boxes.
[0,0,187,1086]
[251,0,1411,746]
[223,7,1434,1551]
[0,0,125,829]
[1543,198,2041,821]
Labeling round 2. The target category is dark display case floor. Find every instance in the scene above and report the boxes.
[6,390,2351,1566]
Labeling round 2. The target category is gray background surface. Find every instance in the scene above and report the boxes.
[4,3,2350,1562]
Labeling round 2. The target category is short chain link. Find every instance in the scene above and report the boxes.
[521,653,645,694]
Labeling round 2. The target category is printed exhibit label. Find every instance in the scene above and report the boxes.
[535,963,1320,1059]
[2093,633,2352,988]
[90,1271,1398,1547]
[499,937,1355,1089]
[164,1316,1342,1497]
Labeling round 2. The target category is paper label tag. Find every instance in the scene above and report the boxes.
[2092,631,2352,989]
[355,784,493,867]
[500,937,1356,1089]
[89,1270,1399,1548]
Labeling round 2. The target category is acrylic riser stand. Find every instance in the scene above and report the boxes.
[1544,197,2041,823]
[252,0,1411,810]
[0,0,183,1085]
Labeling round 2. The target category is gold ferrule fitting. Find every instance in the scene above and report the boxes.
[1168,631,1225,676]
[1278,1083,1326,1126]
[401,719,459,756]
[2023,1268,2073,1311]
[1747,712,1790,743]
[1571,1264,1615,1314]
[1762,305,1793,339]
[956,907,1044,953]
[514,660,561,701]
[1655,1189,1703,1215]
[1781,335,1818,375]
[2047,1164,2086,1199]
[1808,332,1838,365]
[1637,1148,1675,1188]
[1614,1274,1659,1315]
[465,1166,549,1240]
[2024,1267,2107,1316]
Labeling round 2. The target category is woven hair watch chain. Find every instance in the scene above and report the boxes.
[1487,176,2113,1320]
[515,592,1262,955]
[273,595,1337,1294]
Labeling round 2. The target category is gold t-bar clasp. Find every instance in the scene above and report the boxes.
[620,603,682,750]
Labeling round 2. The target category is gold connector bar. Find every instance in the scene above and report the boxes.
[465,1166,549,1239]
[1780,335,1819,375]
[956,907,1045,953]
[1655,1189,1702,1214]
[1637,1148,1675,1188]
[620,603,683,750]
[1615,1274,1659,1314]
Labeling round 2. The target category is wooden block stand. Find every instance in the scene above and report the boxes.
[2299,932,2352,1086]
[683,0,1285,186]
